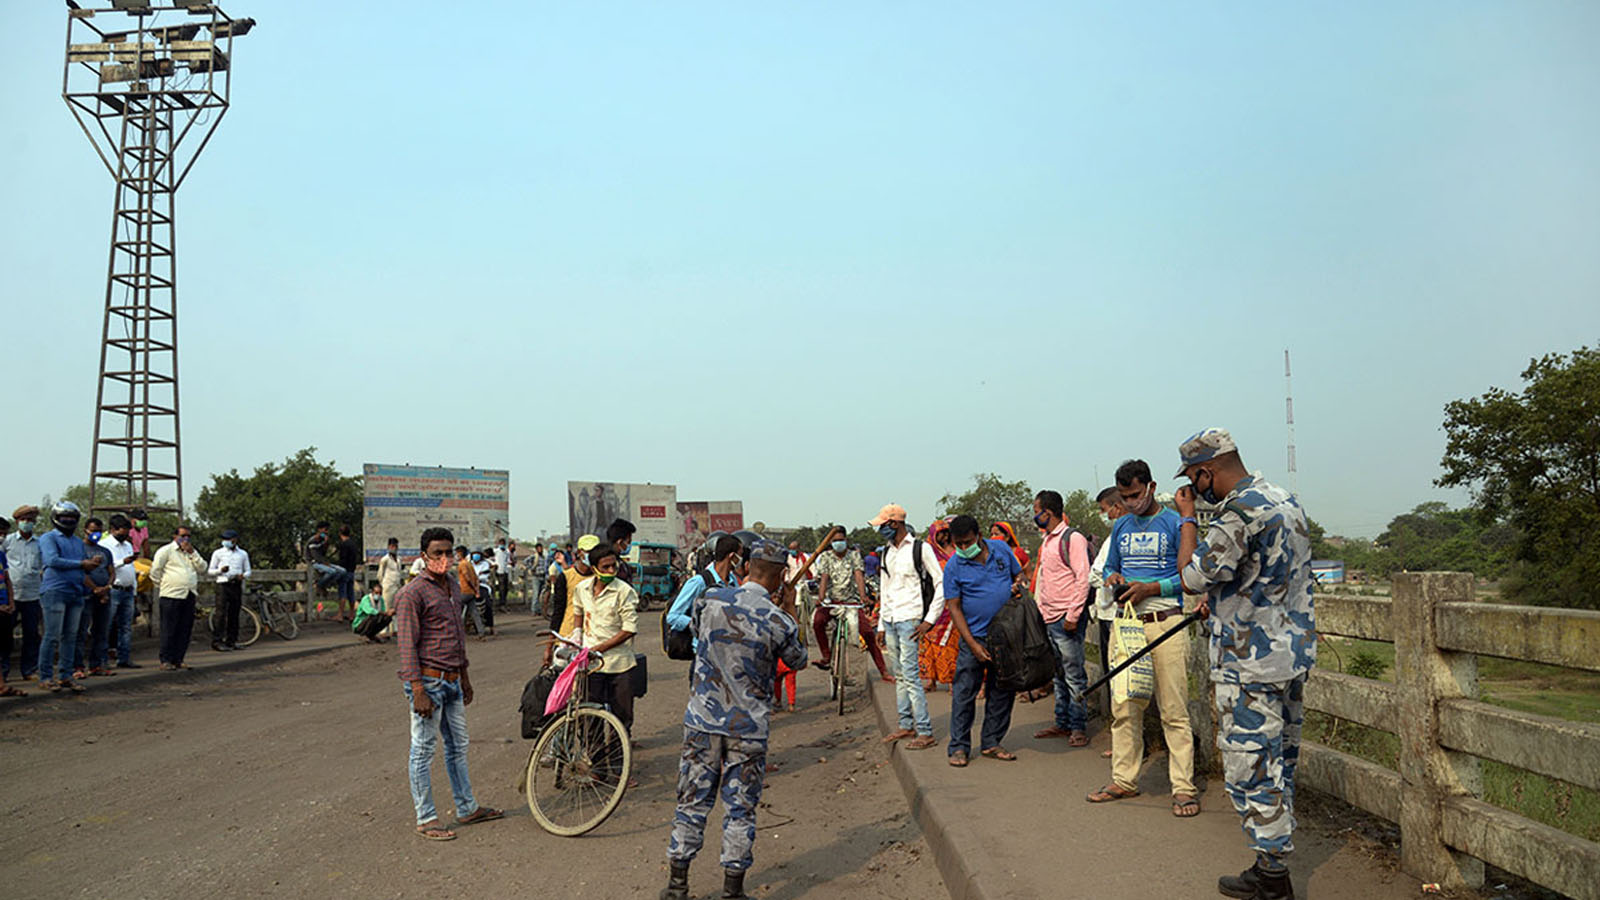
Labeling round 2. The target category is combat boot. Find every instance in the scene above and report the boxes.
[721,868,747,899]
[659,862,689,900]
[1218,861,1294,900]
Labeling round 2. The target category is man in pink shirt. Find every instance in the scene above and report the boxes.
[1031,490,1092,745]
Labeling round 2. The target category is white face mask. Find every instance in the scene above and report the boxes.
[222,540,235,550]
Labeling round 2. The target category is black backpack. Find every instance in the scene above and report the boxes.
[986,594,1057,693]
[1056,527,1101,606]
[519,668,559,739]
[904,538,937,617]
[662,566,717,662]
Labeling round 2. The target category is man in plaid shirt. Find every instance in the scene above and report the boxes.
[395,526,503,841]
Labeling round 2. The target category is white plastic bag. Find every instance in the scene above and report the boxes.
[1111,603,1155,703]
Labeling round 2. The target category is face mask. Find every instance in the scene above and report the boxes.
[471,553,482,562]
[597,573,616,585]
[90,531,104,542]
[1194,469,1222,504]
[133,520,147,528]
[831,540,847,552]
[1033,512,1050,529]
[19,521,35,535]
[425,554,451,576]
[222,540,235,550]
[1123,485,1152,516]
[955,542,982,560]
[877,523,897,541]
[58,519,79,534]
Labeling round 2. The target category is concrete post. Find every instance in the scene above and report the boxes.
[1186,618,1214,773]
[1393,572,1483,889]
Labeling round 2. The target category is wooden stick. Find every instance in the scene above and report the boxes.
[776,525,845,618]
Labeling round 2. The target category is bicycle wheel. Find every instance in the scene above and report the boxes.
[205,605,223,638]
[235,607,262,647]
[263,597,300,640]
[527,706,632,836]
[835,622,848,715]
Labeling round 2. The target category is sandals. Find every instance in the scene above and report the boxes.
[948,751,969,767]
[416,821,456,841]
[1086,783,1140,803]
[980,747,1017,762]
[1172,794,1201,817]
[881,728,916,744]
[60,680,86,694]
[904,735,937,751]
[1068,731,1090,747]
[1034,726,1072,739]
[0,686,28,698]
[455,806,504,827]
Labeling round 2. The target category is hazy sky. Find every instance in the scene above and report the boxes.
[4,1,1598,540]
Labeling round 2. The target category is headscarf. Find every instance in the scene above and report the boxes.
[991,520,1021,548]
[927,518,954,566]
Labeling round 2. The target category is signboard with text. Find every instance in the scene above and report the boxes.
[675,500,745,552]
[363,464,510,561]
[566,481,679,545]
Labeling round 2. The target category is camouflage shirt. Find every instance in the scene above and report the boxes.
[685,581,808,740]
[1180,474,1317,685]
[812,549,862,603]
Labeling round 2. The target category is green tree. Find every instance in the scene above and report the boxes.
[52,481,182,552]
[937,473,1038,550]
[191,448,364,568]
[1438,345,1600,608]
[1062,488,1109,540]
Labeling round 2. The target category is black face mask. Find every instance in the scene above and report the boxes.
[1194,469,1221,504]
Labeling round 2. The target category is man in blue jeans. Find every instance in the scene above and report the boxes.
[37,502,102,693]
[869,504,945,751]
[1031,490,1093,746]
[942,514,1023,766]
[394,525,502,841]
[100,514,142,668]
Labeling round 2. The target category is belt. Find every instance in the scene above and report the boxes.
[421,667,462,681]
[1137,608,1181,624]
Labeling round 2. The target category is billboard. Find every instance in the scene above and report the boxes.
[364,464,510,561]
[567,481,679,544]
[675,500,745,552]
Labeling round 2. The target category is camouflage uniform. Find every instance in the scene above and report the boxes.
[668,579,807,872]
[1180,453,1315,868]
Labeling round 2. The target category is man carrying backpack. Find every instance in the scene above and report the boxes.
[869,504,945,751]
[1030,490,1093,746]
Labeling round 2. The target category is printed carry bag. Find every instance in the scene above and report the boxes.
[544,648,591,716]
[1111,601,1156,703]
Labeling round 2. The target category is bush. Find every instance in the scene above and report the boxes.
[1346,649,1387,680]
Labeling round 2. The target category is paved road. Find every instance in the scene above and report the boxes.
[0,612,943,899]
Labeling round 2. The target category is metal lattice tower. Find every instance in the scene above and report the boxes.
[63,1,253,517]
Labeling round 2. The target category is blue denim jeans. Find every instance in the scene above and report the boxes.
[882,619,933,736]
[403,677,478,825]
[1047,614,1089,732]
[38,588,86,683]
[109,587,136,665]
[948,640,1016,758]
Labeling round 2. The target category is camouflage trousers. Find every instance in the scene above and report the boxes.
[1214,675,1306,864]
[667,728,768,872]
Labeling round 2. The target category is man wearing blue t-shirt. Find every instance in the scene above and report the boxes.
[1086,459,1198,819]
[942,514,1024,766]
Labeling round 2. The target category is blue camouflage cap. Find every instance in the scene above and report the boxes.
[1176,427,1238,477]
[748,538,788,565]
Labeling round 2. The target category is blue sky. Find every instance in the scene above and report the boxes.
[4,1,1598,539]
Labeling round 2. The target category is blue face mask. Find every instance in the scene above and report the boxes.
[831,540,847,552]
[222,540,235,550]
[90,531,104,542]
[877,523,898,541]
[471,553,482,562]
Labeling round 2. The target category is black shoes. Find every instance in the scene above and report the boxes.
[660,862,689,900]
[1218,862,1294,899]
[722,869,747,899]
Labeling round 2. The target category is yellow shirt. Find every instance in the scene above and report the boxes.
[558,570,591,638]
[149,541,207,599]
[575,577,638,674]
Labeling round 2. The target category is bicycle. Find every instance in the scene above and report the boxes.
[248,589,300,640]
[201,598,261,647]
[820,601,864,715]
[523,630,632,836]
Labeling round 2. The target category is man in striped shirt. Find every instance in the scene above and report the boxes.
[395,526,503,842]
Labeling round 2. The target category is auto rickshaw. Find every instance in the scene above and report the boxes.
[626,541,682,610]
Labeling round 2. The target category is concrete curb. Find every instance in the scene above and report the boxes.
[866,675,991,900]
[5,632,355,708]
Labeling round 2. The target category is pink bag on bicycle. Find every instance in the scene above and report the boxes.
[544,649,591,716]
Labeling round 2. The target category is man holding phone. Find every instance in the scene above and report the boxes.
[149,525,208,670]
[208,529,252,651]
[99,515,141,668]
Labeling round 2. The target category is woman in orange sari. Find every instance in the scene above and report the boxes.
[990,520,1030,571]
[918,518,960,691]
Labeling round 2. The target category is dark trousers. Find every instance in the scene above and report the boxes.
[0,607,13,679]
[493,574,509,608]
[948,640,1016,758]
[160,593,197,665]
[355,613,392,639]
[73,593,114,670]
[218,579,243,645]
[477,588,495,629]
[586,668,636,735]
[6,601,41,678]
[811,604,889,676]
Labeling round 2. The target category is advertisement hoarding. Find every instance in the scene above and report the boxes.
[364,464,510,561]
[675,500,745,552]
[566,481,679,544]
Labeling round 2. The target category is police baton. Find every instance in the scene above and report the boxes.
[777,526,845,621]
[1075,611,1202,700]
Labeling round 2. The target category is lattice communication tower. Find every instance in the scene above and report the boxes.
[62,1,254,517]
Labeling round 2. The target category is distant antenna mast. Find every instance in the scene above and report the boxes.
[1284,349,1299,496]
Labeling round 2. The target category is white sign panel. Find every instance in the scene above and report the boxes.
[364,464,510,562]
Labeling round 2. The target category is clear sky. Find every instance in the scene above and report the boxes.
[4,1,1598,540]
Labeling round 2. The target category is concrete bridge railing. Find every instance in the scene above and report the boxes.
[1300,571,1600,900]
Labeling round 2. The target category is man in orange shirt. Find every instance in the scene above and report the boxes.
[455,546,486,636]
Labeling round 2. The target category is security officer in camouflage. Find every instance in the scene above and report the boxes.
[662,539,808,900]
[1174,427,1316,900]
